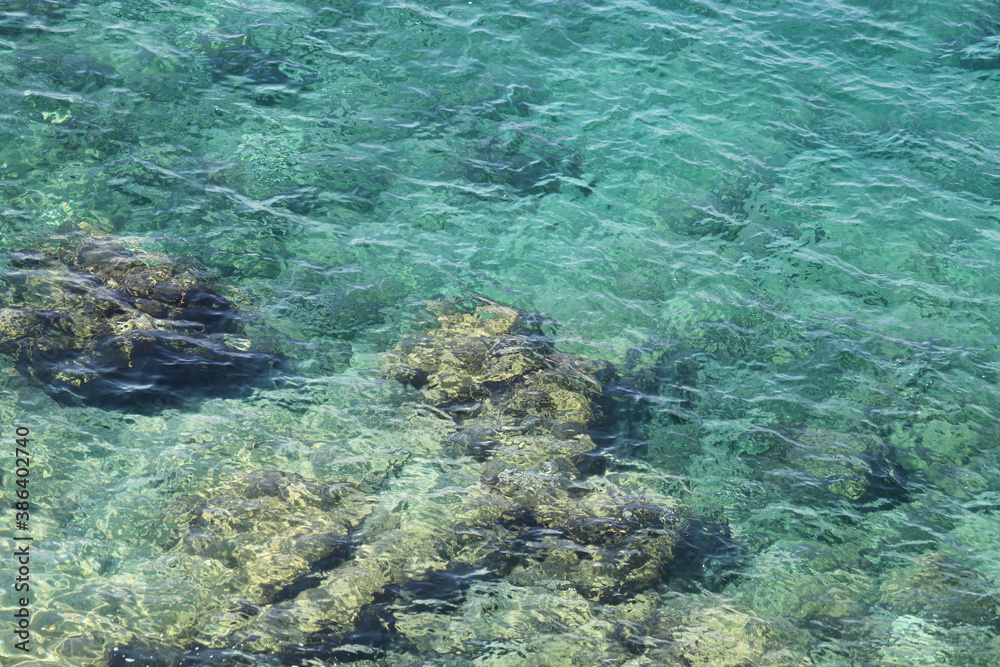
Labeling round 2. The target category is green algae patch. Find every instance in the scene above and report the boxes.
[0,232,282,411]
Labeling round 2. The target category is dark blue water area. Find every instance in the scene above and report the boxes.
[2,0,1000,664]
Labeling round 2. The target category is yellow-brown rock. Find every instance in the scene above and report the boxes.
[383,296,608,466]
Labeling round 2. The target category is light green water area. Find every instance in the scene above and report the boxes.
[3,0,1000,665]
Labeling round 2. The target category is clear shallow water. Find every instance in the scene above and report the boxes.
[2,0,1000,664]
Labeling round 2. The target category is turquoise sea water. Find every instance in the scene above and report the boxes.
[3,0,1000,664]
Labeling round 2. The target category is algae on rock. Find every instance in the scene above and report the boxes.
[61,462,398,662]
[383,297,611,467]
[215,297,689,658]
[751,426,910,507]
[82,297,695,664]
[0,232,281,411]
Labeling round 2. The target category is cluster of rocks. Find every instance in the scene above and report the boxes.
[0,256,802,664]
[142,297,711,662]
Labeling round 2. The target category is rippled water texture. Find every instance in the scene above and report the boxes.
[3,0,1000,664]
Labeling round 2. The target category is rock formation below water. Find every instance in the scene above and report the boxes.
[86,297,739,666]
[200,297,689,658]
[0,233,281,411]
[464,135,593,197]
[95,464,396,657]
[383,297,610,466]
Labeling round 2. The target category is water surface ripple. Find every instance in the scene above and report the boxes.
[2,0,1000,664]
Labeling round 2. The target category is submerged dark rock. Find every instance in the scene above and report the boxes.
[668,519,748,592]
[0,233,282,411]
[89,462,399,662]
[198,31,317,108]
[464,135,594,198]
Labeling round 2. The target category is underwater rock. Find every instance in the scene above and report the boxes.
[472,466,684,602]
[94,298,723,665]
[615,592,811,667]
[0,233,281,411]
[769,426,910,508]
[383,299,687,603]
[937,16,1000,72]
[923,461,988,500]
[165,467,393,647]
[732,539,875,626]
[205,41,316,108]
[204,297,689,656]
[176,470,370,600]
[464,134,592,198]
[889,419,982,499]
[880,614,951,667]
[664,174,771,242]
[383,297,611,467]
[650,597,773,667]
[605,339,701,433]
[879,552,1000,628]
[668,519,748,593]
[83,463,397,661]
[389,584,656,665]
